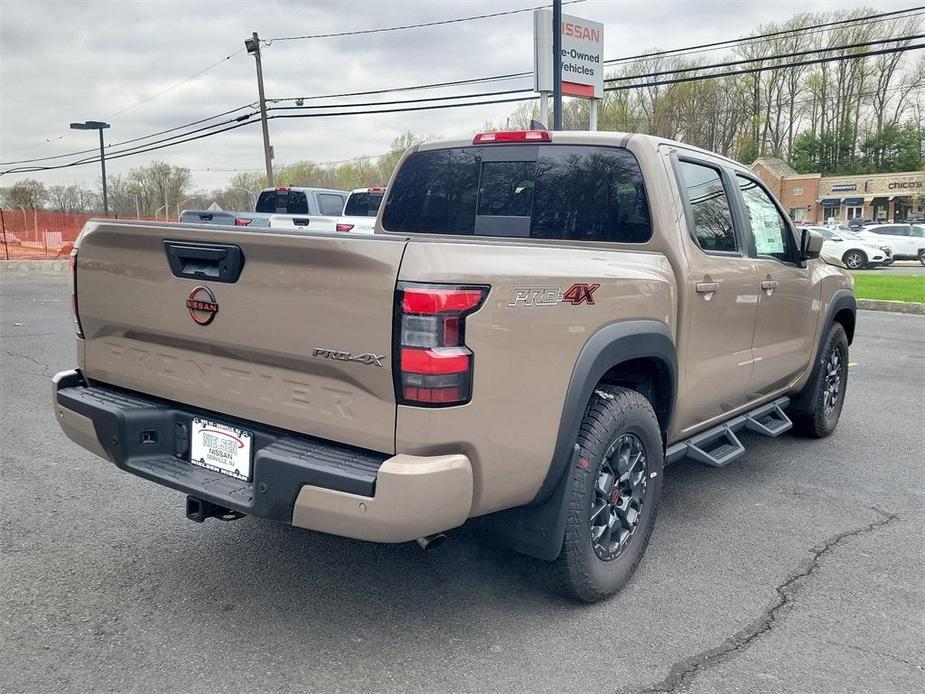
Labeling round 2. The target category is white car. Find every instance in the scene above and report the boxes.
[856,223,925,264]
[335,187,385,234]
[808,226,889,270]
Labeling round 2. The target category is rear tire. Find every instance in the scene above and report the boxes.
[528,387,663,602]
[792,323,849,438]
[918,251,925,266]
[842,249,867,270]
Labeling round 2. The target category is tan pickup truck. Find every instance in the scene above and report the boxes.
[53,130,856,602]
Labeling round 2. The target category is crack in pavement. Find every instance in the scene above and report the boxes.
[630,508,900,694]
[0,348,52,377]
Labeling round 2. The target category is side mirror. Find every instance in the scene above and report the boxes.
[800,228,824,260]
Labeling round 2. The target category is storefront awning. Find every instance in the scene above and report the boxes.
[818,197,841,205]
[841,197,863,205]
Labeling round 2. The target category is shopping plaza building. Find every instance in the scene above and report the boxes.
[751,158,924,224]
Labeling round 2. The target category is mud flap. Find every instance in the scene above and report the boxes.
[490,444,580,561]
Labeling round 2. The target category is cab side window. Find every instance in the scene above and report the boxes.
[676,161,737,253]
[736,176,794,263]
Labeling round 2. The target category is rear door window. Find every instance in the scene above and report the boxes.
[675,161,737,253]
[381,145,651,243]
[318,193,346,216]
[344,191,385,217]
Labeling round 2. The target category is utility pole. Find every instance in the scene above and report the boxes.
[552,0,563,130]
[245,32,274,187]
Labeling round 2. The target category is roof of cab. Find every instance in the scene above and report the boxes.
[415,130,748,172]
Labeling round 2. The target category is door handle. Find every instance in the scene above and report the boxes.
[696,282,719,294]
[761,280,778,295]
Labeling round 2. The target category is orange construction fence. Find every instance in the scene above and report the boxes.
[0,209,161,260]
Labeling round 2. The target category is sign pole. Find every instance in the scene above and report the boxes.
[589,100,598,131]
[539,92,549,128]
[552,0,563,130]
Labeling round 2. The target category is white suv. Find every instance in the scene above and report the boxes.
[335,187,385,234]
[857,224,925,265]
[810,227,889,269]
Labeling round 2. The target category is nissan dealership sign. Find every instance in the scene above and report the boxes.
[534,9,604,98]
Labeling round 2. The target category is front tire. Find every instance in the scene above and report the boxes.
[842,249,867,270]
[918,251,925,266]
[792,323,849,438]
[531,387,663,602]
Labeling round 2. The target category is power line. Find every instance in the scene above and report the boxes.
[6,7,919,167]
[266,0,586,42]
[268,73,531,104]
[268,8,924,104]
[603,5,925,65]
[0,104,256,166]
[606,42,925,92]
[0,49,247,160]
[4,30,922,175]
[590,84,917,124]
[267,88,533,112]
[0,95,539,175]
[605,34,925,84]
[104,49,246,118]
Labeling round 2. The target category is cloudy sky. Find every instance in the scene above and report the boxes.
[0,0,913,193]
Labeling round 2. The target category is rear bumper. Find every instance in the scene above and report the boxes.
[52,370,472,542]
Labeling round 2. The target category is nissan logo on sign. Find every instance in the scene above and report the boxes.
[534,9,604,99]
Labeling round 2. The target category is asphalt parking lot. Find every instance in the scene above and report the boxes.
[1,272,923,693]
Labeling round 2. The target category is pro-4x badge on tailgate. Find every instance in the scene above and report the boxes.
[186,286,218,325]
[312,348,385,367]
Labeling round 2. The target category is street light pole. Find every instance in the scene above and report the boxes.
[98,128,108,214]
[245,33,274,187]
[70,120,110,216]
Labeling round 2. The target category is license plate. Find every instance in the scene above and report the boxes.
[190,418,253,481]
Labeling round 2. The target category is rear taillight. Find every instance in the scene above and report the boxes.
[69,248,83,338]
[395,282,488,406]
[234,218,252,226]
[336,223,354,232]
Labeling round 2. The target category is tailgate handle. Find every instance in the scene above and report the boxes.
[164,241,245,283]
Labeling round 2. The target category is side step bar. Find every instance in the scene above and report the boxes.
[666,397,792,468]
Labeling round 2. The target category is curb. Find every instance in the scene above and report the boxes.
[0,260,68,272]
[857,298,925,315]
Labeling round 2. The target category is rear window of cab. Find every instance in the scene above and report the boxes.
[381,144,652,243]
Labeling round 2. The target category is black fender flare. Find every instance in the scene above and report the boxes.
[789,288,856,415]
[491,320,677,561]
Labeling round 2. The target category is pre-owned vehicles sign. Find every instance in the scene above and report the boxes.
[534,9,605,98]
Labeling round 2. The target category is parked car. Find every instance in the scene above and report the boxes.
[54,130,855,602]
[1,232,23,245]
[180,186,348,231]
[856,223,925,265]
[845,218,873,230]
[807,226,890,269]
[334,187,386,234]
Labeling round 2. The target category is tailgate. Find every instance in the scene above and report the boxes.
[75,221,407,453]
